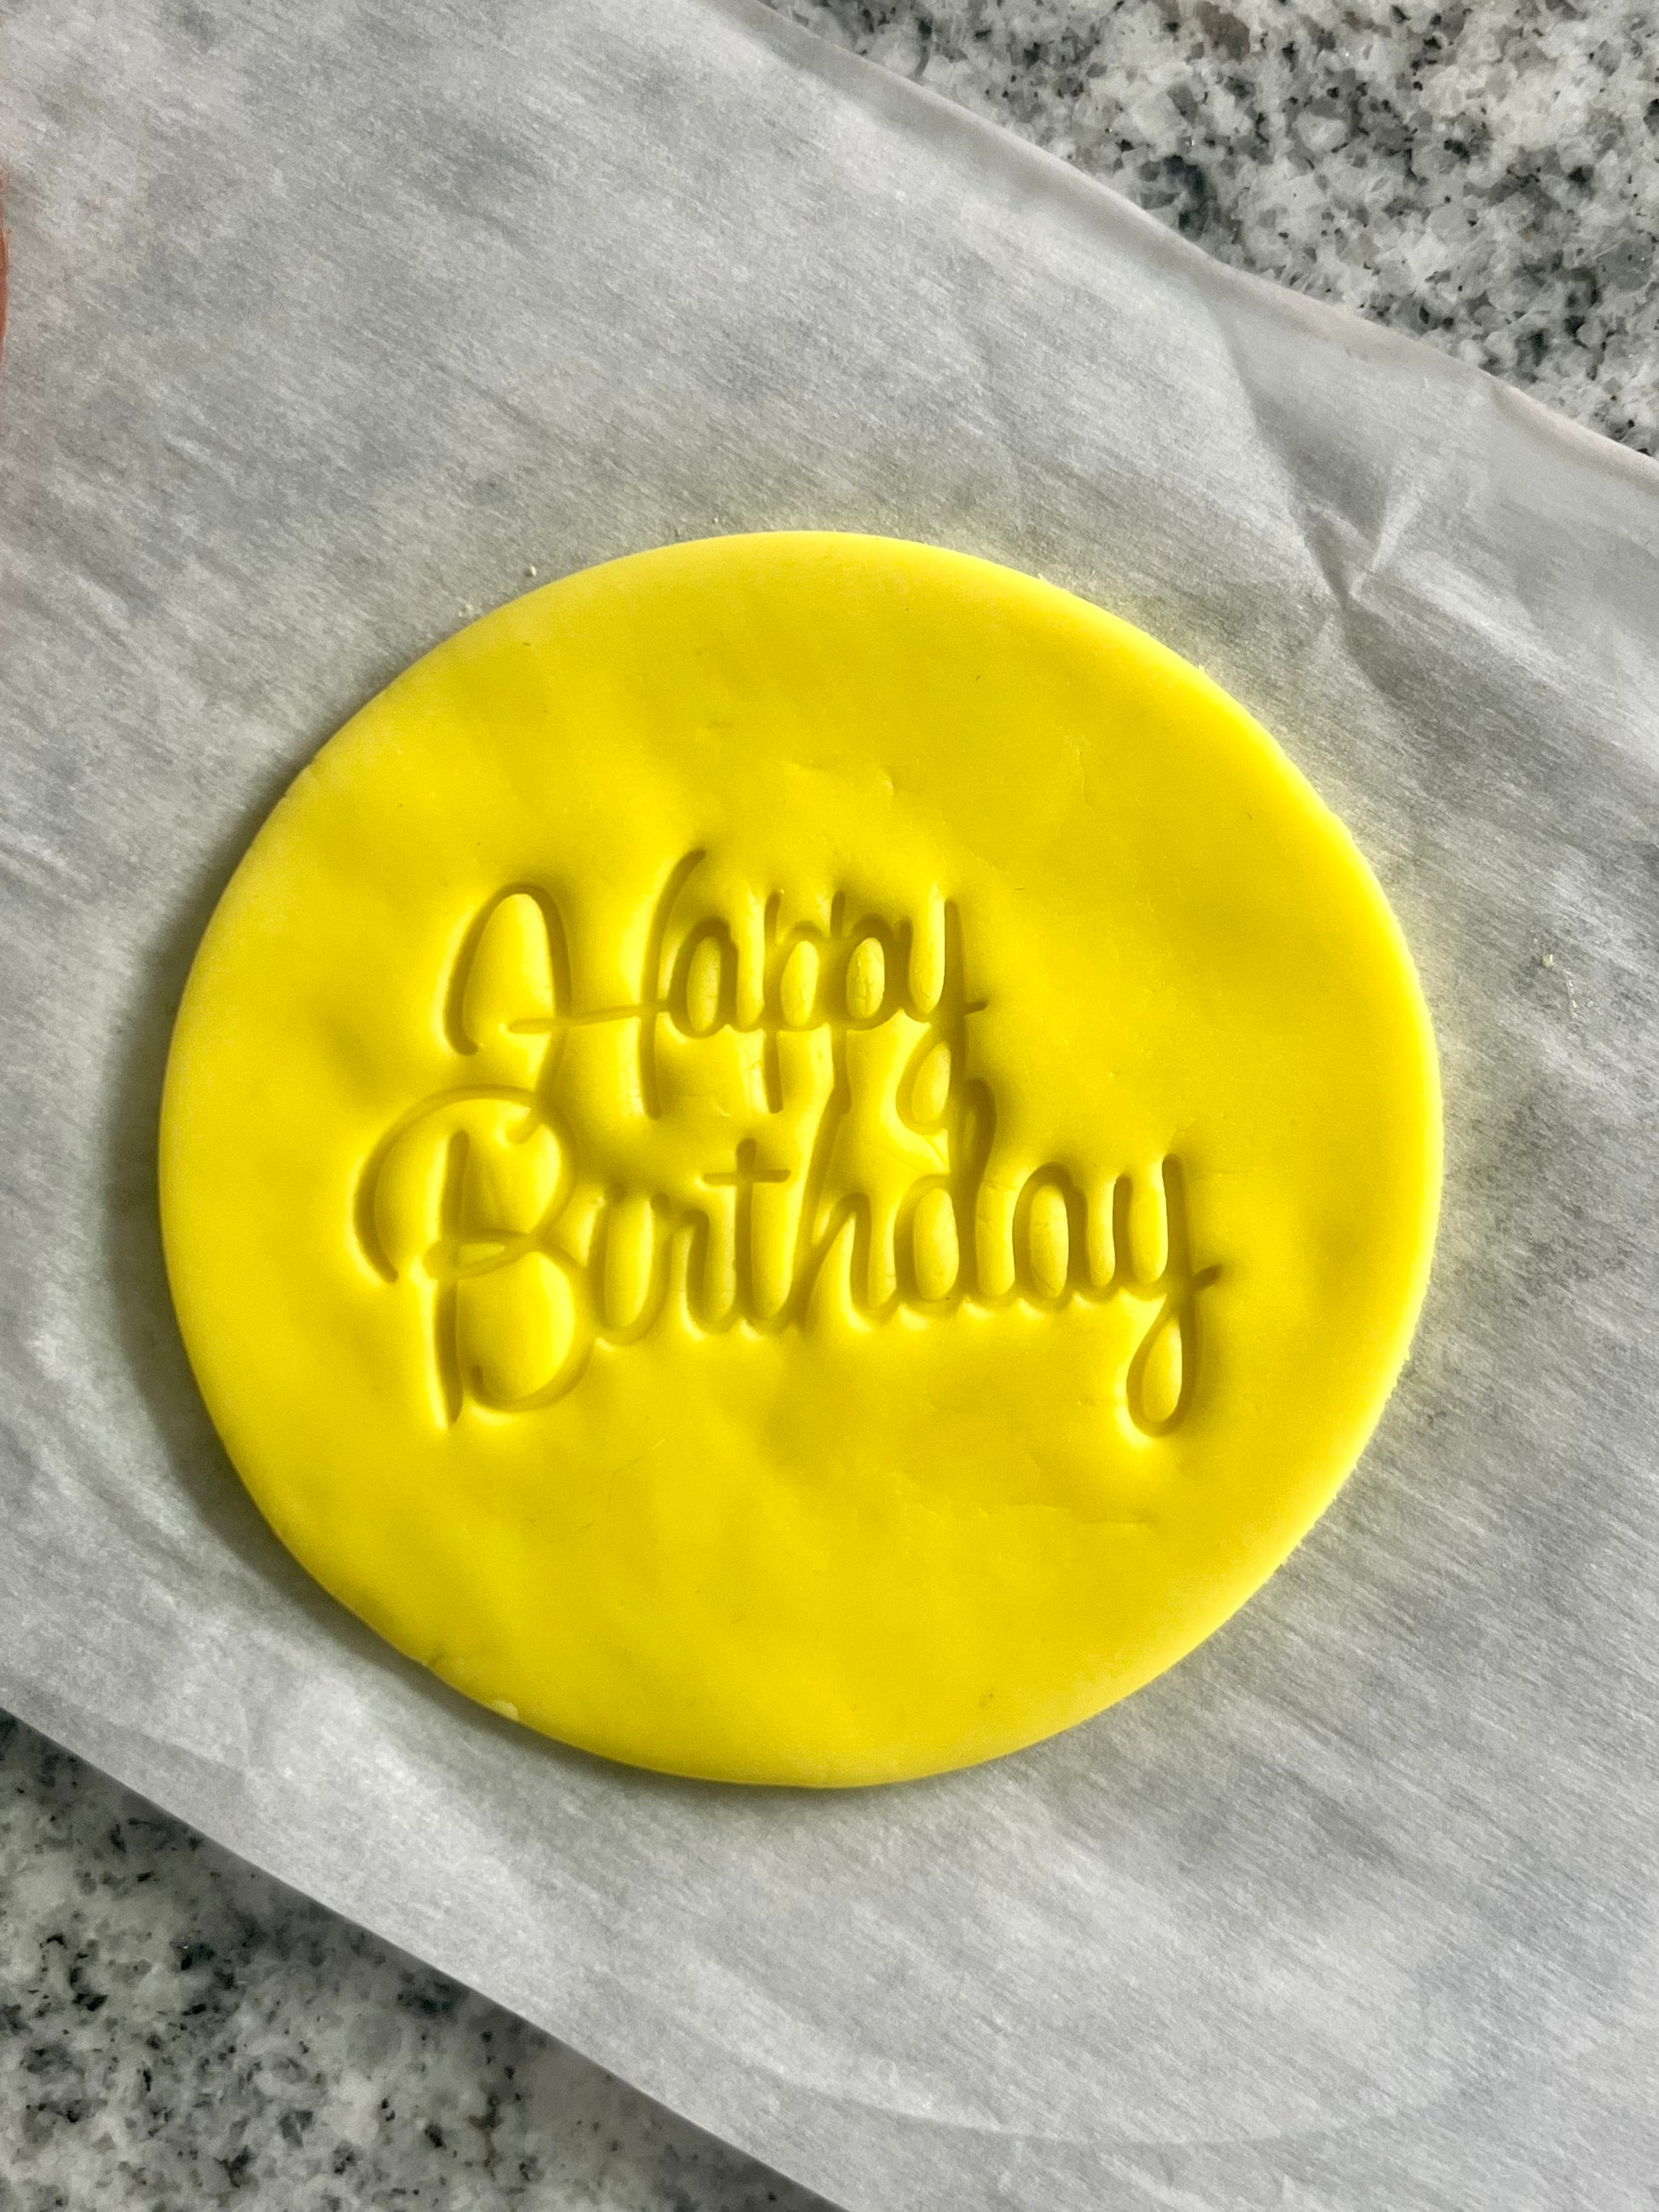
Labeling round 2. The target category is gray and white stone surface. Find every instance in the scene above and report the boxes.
[770,0,1659,454]
[0,1720,829,2212]
[2,1,1653,2206]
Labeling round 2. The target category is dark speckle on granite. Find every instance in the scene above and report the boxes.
[0,1718,829,2211]
[761,0,1659,456]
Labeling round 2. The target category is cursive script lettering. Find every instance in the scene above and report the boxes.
[356,853,1220,1435]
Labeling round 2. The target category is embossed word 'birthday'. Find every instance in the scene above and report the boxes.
[356,852,1219,1435]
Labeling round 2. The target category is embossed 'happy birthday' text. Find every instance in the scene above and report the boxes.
[356,852,1219,1435]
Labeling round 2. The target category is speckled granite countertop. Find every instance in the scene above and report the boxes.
[3,5,1654,2209]
[771,0,1657,455]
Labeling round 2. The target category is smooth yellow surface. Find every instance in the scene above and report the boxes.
[160,533,1440,1786]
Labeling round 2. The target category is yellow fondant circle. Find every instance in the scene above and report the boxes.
[160,534,1439,1786]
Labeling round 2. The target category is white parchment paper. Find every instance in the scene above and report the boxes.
[3,3,1656,2204]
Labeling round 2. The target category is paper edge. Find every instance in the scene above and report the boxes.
[711,0,1659,500]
